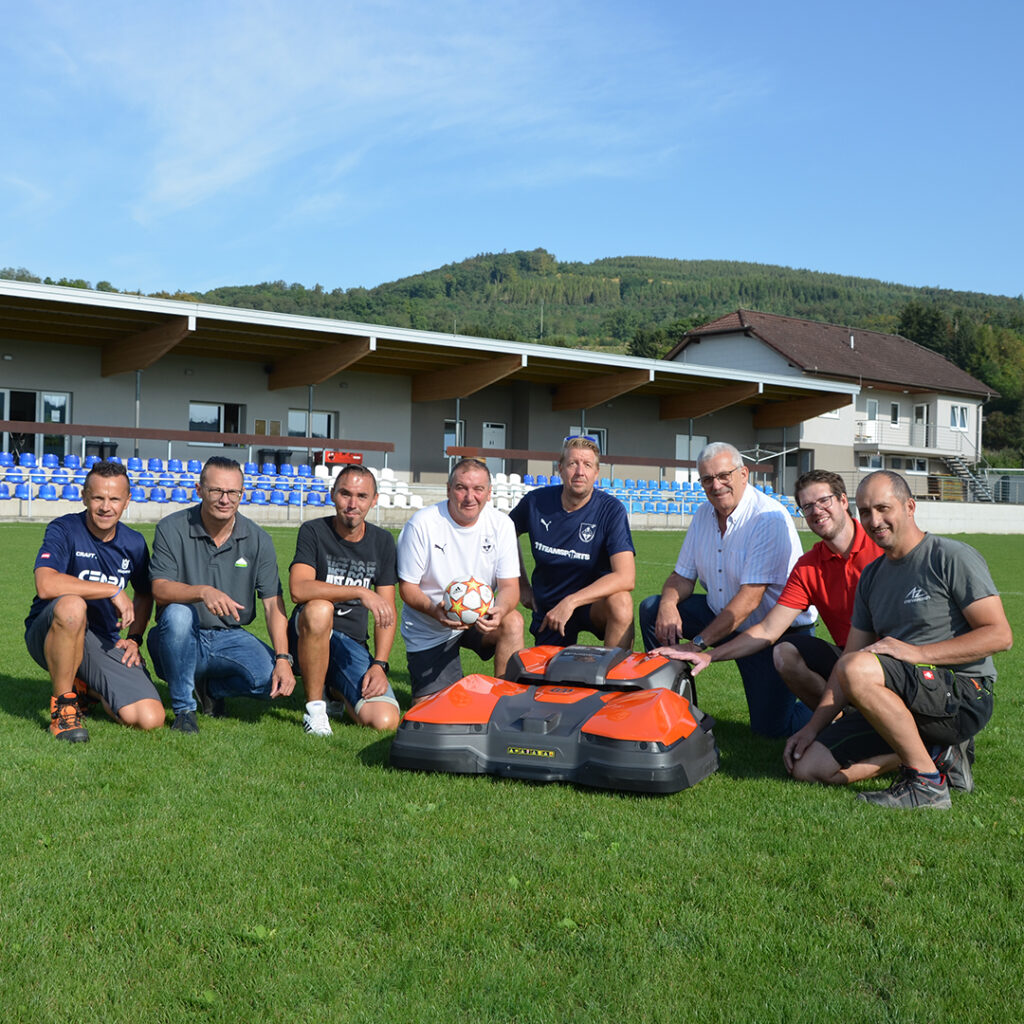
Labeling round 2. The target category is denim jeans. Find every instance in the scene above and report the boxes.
[148,603,275,713]
[638,592,813,738]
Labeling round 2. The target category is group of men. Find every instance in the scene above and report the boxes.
[27,437,1011,810]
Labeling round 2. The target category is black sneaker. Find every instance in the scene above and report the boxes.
[858,767,951,810]
[171,710,199,734]
[195,679,225,718]
[934,740,974,793]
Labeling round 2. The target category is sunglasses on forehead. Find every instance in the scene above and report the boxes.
[562,434,599,446]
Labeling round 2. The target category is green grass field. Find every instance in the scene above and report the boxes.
[2,522,1022,1023]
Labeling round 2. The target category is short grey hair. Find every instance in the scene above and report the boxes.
[696,442,744,470]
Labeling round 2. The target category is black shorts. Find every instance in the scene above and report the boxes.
[819,656,994,768]
[778,633,841,679]
[25,600,160,715]
[406,627,495,700]
[531,605,599,648]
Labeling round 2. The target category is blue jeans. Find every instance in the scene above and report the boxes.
[148,603,275,713]
[638,592,813,738]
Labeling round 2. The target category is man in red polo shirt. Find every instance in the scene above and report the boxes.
[655,469,881,718]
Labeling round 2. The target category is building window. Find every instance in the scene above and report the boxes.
[950,405,969,431]
[189,401,244,446]
[443,418,465,457]
[866,398,878,421]
[288,410,335,438]
[818,408,840,420]
[907,458,928,474]
[890,457,903,469]
[890,402,900,426]
[858,454,883,470]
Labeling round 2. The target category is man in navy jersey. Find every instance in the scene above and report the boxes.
[288,465,399,736]
[509,435,635,649]
[25,460,165,742]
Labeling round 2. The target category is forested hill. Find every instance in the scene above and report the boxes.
[5,251,1024,456]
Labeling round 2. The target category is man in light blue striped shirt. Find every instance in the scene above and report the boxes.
[640,442,816,737]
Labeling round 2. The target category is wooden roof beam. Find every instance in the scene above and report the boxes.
[412,354,526,402]
[100,315,195,376]
[753,392,852,429]
[552,370,652,412]
[659,381,761,421]
[268,336,375,390]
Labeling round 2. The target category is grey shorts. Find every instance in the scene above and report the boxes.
[406,627,495,700]
[819,656,994,767]
[26,600,161,715]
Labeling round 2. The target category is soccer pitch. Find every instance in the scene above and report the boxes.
[2,523,1022,1023]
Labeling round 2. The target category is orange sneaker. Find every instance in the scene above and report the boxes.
[49,692,89,742]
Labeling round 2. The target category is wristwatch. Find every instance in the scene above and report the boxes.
[691,634,710,651]
[371,659,390,676]
[275,652,294,666]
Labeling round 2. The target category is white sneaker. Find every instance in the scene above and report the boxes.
[303,700,332,736]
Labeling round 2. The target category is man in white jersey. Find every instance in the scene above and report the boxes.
[397,458,523,702]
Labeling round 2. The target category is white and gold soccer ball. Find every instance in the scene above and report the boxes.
[442,576,495,625]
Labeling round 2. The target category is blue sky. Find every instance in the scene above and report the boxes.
[2,0,1022,299]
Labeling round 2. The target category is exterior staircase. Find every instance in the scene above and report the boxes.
[943,455,995,502]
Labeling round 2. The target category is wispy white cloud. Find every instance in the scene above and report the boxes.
[7,0,752,222]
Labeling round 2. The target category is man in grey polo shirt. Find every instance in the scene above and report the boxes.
[147,456,296,733]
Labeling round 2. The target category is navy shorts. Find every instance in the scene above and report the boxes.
[819,655,994,767]
[530,604,599,648]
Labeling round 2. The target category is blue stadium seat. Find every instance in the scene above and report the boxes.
[187,459,202,473]
[149,487,168,503]
[0,482,10,499]
[38,482,57,500]
[170,487,190,503]
[30,470,48,485]
[19,452,37,468]
[0,452,13,467]
[297,464,312,478]
[523,474,535,486]
[269,490,286,505]
[127,457,143,472]
[147,458,164,471]
[536,474,549,486]
[279,463,295,477]
[667,501,681,514]
[42,452,60,469]
[243,461,258,475]
[84,455,99,468]
[600,477,611,489]
[261,463,278,475]
[288,490,303,505]
[61,483,81,501]
[655,501,667,514]
[15,482,32,500]
[248,489,268,505]
[167,458,183,472]
[306,491,324,506]
[131,485,148,502]
[51,470,70,485]
[63,453,82,470]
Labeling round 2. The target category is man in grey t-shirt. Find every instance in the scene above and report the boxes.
[784,471,1012,809]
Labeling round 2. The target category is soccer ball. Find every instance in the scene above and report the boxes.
[442,576,495,625]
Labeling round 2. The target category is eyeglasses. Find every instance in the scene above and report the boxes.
[799,494,837,517]
[699,467,741,488]
[205,487,243,502]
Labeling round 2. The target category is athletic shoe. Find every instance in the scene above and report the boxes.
[324,699,348,722]
[71,677,99,715]
[303,700,333,736]
[171,710,199,734]
[49,692,89,743]
[195,678,226,718]
[934,740,974,793]
[858,767,951,810]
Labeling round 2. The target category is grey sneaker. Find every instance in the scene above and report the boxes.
[858,768,951,810]
[303,700,332,736]
[934,740,974,793]
[171,710,199,734]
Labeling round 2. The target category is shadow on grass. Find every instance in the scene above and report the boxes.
[712,716,790,781]
[0,672,50,728]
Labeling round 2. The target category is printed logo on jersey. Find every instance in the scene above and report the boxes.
[78,569,126,588]
[235,557,249,568]
[482,536,493,553]
[540,517,552,531]
[326,557,377,593]
[121,558,131,571]
[579,523,596,544]
[903,586,929,605]
[75,550,98,560]
[434,543,447,554]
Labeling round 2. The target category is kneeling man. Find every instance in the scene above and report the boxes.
[510,435,635,649]
[289,465,399,735]
[784,471,1012,809]
[25,460,164,741]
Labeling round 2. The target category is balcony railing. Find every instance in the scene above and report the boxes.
[853,420,980,461]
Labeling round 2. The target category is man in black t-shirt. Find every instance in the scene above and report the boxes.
[288,465,399,735]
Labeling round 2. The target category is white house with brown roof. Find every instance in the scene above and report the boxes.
[666,310,997,500]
